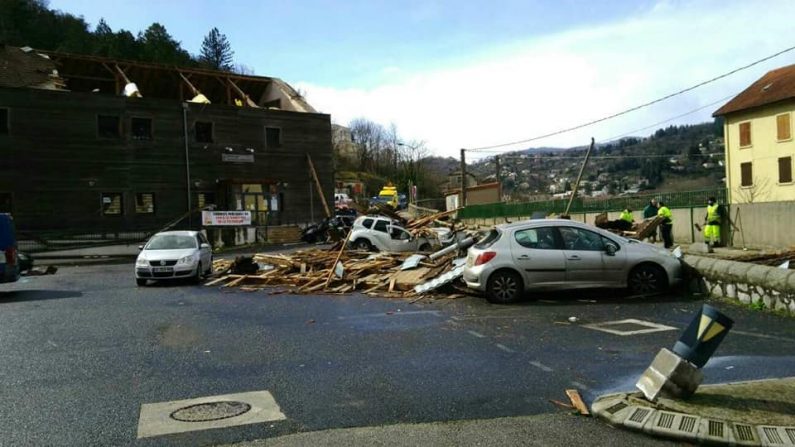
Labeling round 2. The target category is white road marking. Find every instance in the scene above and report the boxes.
[582,319,677,336]
[47,340,57,347]
[495,344,516,353]
[529,361,553,372]
[571,381,591,391]
[137,390,285,438]
[467,330,486,338]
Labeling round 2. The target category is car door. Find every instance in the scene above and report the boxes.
[197,233,212,268]
[509,226,567,289]
[370,219,392,250]
[600,236,627,286]
[385,225,417,252]
[558,226,609,287]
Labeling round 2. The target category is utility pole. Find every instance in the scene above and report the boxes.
[495,155,502,201]
[564,137,595,217]
[460,148,467,208]
[182,103,192,228]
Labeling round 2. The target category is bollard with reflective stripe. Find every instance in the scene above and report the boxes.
[673,304,734,369]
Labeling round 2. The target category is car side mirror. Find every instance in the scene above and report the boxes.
[138,245,144,251]
[605,243,617,256]
[200,243,210,249]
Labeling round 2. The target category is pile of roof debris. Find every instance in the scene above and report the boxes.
[594,212,664,240]
[209,208,479,299]
[729,249,795,269]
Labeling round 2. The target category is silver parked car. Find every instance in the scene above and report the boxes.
[348,215,449,252]
[135,231,213,286]
[463,219,682,303]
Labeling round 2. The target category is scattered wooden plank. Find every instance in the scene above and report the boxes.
[565,389,590,416]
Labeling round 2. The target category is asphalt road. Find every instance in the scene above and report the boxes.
[1,263,793,446]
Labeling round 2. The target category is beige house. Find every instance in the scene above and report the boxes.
[714,64,795,203]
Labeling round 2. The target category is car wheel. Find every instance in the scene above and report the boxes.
[419,243,431,251]
[192,263,203,284]
[628,264,667,295]
[352,239,374,251]
[136,278,147,287]
[486,270,523,304]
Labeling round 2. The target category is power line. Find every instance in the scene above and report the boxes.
[490,152,724,160]
[466,44,795,152]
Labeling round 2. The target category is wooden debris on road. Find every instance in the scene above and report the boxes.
[565,389,591,416]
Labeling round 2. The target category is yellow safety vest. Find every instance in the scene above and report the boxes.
[620,210,634,223]
[706,204,720,225]
[658,206,672,224]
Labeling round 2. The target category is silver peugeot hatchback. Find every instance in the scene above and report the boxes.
[463,219,682,303]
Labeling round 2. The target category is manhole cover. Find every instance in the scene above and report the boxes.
[170,401,251,422]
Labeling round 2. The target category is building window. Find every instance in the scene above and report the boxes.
[197,192,216,209]
[98,115,121,139]
[195,121,213,143]
[740,162,753,187]
[101,193,123,215]
[739,122,751,147]
[135,193,155,214]
[777,113,791,141]
[779,157,793,184]
[0,108,8,135]
[265,127,281,148]
[131,117,152,140]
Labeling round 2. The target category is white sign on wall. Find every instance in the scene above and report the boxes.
[201,211,252,226]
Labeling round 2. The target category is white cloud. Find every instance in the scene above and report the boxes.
[297,0,795,158]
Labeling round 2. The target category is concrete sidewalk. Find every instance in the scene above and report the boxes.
[223,413,674,447]
[592,377,795,445]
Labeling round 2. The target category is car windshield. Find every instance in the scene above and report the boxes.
[145,234,197,250]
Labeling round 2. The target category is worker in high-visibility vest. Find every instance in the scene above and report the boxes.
[704,196,724,247]
[619,208,634,224]
[657,201,674,249]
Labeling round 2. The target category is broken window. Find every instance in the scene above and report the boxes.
[777,113,791,141]
[135,193,155,214]
[739,122,751,147]
[740,162,753,187]
[131,117,152,140]
[0,108,8,135]
[265,127,281,148]
[195,121,213,143]
[514,227,560,250]
[98,115,121,139]
[101,193,123,215]
[779,157,792,183]
[373,220,388,233]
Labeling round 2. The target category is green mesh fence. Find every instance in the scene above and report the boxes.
[458,188,726,219]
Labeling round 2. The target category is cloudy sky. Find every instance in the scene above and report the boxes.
[52,0,795,158]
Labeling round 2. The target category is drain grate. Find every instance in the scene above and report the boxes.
[734,424,756,442]
[762,427,783,444]
[678,416,697,433]
[657,412,675,429]
[707,420,724,438]
[787,428,795,444]
[170,401,252,422]
[606,402,628,415]
[628,408,651,423]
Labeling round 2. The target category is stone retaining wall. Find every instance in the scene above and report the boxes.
[684,254,795,315]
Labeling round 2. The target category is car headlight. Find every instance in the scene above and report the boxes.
[136,257,148,267]
[177,254,197,265]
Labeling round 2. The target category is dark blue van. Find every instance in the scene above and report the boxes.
[0,213,20,283]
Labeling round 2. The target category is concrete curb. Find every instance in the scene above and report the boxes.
[592,386,795,446]
[683,255,795,316]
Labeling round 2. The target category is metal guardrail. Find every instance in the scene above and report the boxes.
[458,188,727,219]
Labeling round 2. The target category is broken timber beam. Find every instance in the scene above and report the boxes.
[306,153,331,218]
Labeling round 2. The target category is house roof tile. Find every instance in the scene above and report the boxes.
[714,63,795,116]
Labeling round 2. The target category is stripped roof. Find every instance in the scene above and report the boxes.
[714,63,795,116]
[0,46,316,113]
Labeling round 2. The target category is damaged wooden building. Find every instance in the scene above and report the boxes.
[0,45,332,241]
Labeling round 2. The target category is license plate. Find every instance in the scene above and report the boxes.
[152,267,172,273]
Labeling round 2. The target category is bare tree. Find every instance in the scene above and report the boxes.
[734,177,770,203]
